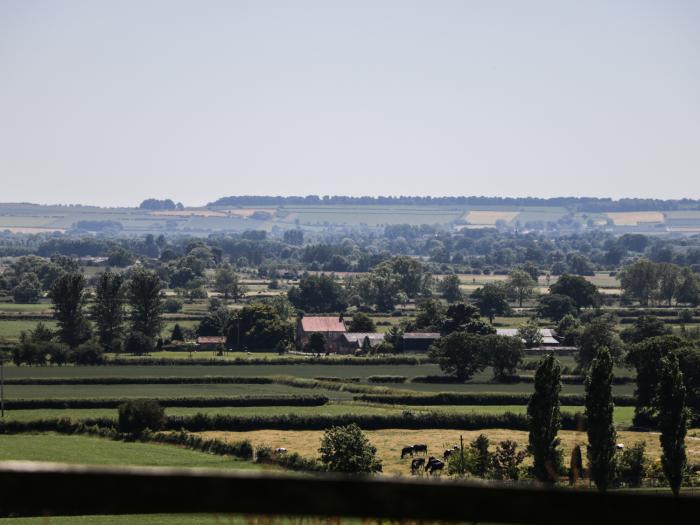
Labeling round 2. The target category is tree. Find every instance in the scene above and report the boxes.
[12,273,42,303]
[657,263,681,306]
[507,269,536,307]
[619,259,658,306]
[620,315,671,344]
[555,314,582,346]
[383,326,404,353]
[537,294,577,322]
[50,272,90,348]
[318,424,382,474]
[439,274,463,303]
[214,264,245,302]
[518,319,544,348]
[675,267,700,306]
[549,274,601,309]
[92,271,125,352]
[585,347,617,492]
[471,283,511,322]
[69,339,105,365]
[118,399,165,433]
[305,332,326,355]
[227,304,293,350]
[124,331,155,355]
[484,334,524,380]
[492,440,527,481]
[577,315,623,371]
[657,354,689,496]
[347,312,376,333]
[283,229,304,246]
[288,274,347,313]
[470,434,492,478]
[527,354,563,483]
[127,269,163,339]
[428,332,487,382]
[441,303,494,336]
[171,323,184,341]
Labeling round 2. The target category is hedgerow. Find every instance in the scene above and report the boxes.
[353,392,637,406]
[367,375,407,383]
[2,394,329,410]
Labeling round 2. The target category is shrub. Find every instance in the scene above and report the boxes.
[162,298,183,313]
[318,423,382,474]
[117,399,166,433]
[367,375,406,383]
[616,442,648,488]
[70,340,105,365]
[124,331,155,355]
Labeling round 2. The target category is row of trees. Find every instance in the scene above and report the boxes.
[526,350,690,494]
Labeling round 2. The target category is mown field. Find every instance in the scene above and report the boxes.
[0,434,260,470]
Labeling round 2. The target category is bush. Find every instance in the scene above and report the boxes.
[70,340,105,365]
[616,442,648,488]
[354,392,636,407]
[162,298,184,313]
[367,375,406,383]
[318,423,382,474]
[117,399,166,433]
[124,331,155,355]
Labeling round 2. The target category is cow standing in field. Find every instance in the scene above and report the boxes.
[400,446,415,459]
[412,444,428,455]
[410,457,425,475]
[425,457,445,475]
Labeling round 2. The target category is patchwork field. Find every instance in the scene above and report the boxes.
[606,212,665,226]
[461,210,519,225]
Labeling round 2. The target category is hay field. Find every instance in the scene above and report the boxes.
[149,210,228,217]
[606,212,665,226]
[461,211,519,225]
[202,428,700,476]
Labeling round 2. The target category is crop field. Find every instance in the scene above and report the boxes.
[1,382,360,400]
[0,434,260,470]
[461,210,519,225]
[0,515,231,524]
[202,427,700,477]
[605,212,665,226]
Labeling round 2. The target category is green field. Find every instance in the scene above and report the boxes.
[0,319,57,341]
[0,434,260,470]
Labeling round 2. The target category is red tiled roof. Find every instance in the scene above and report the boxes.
[197,336,226,344]
[299,316,346,333]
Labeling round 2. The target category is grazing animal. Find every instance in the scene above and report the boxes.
[410,457,425,474]
[425,457,445,475]
[275,447,287,454]
[443,449,454,460]
[616,443,625,451]
[413,444,428,455]
[401,446,415,459]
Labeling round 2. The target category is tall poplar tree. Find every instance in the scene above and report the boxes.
[527,354,563,482]
[585,347,617,491]
[92,271,126,351]
[127,269,163,340]
[657,354,689,496]
[50,272,90,348]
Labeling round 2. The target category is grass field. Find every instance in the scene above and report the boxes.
[0,434,260,470]
[202,427,700,477]
[0,319,57,341]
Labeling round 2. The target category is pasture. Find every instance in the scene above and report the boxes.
[0,434,260,470]
[201,427,700,477]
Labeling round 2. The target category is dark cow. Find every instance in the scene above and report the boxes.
[410,457,425,474]
[443,449,454,460]
[412,444,428,455]
[400,446,414,459]
[425,457,445,475]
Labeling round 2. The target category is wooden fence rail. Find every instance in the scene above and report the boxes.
[0,461,697,524]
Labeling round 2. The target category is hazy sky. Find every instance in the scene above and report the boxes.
[1,1,699,207]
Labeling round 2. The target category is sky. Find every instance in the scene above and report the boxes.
[1,0,699,207]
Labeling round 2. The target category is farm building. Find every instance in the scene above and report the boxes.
[196,336,226,349]
[296,315,347,353]
[402,332,440,352]
[339,332,386,354]
[495,328,560,346]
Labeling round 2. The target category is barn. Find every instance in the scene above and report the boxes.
[296,315,347,353]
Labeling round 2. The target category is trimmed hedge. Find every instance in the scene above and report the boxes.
[411,375,468,384]
[3,376,282,386]
[1,394,329,410]
[313,376,361,383]
[255,445,323,472]
[353,392,637,407]
[367,375,407,383]
[166,411,588,432]
[104,355,434,366]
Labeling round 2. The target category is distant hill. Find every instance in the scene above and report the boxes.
[209,195,700,213]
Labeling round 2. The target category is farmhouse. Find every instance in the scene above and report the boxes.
[339,332,386,354]
[296,315,347,353]
[495,328,560,347]
[196,336,226,350]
